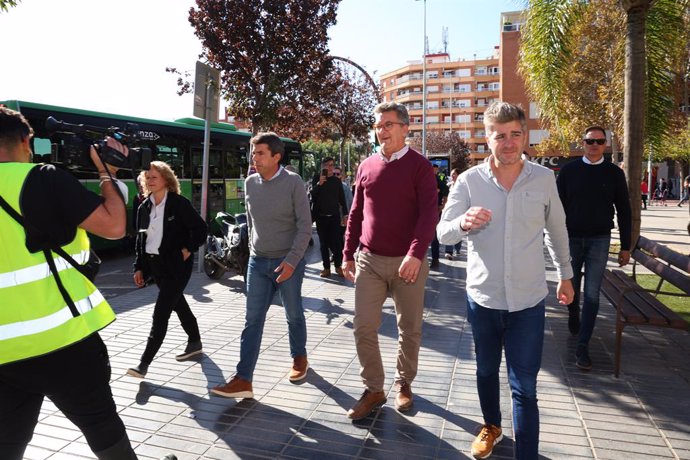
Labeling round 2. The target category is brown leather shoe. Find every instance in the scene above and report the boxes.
[395,381,413,412]
[289,355,309,382]
[335,267,344,277]
[347,389,386,420]
[320,269,331,278]
[210,376,253,399]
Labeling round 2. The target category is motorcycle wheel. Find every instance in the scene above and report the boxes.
[203,256,226,280]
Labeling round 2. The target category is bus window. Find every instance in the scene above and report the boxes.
[155,145,185,178]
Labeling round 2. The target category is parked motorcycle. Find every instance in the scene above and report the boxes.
[203,211,249,282]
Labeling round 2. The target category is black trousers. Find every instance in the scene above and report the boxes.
[140,254,200,364]
[0,334,136,459]
[316,214,343,270]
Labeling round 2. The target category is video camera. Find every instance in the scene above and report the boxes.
[45,116,152,171]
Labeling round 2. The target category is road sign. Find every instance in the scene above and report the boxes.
[193,61,220,121]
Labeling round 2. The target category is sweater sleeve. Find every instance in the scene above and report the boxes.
[284,176,313,268]
[613,168,633,250]
[343,168,364,261]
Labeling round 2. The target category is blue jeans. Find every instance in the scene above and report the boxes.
[569,236,610,348]
[236,256,307,381]
[467,296,545,460]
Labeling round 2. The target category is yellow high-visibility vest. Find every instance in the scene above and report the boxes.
[0,163,115,365]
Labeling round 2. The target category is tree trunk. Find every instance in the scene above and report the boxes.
[620,0,652,246]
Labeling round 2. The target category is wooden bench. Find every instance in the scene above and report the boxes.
[600,235,690,377]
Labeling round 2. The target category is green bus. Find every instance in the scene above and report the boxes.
[1,100,304,248]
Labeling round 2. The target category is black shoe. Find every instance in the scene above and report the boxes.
[176,340,203,361]
[568,305,580,336]
[127,362,149,378]
[575,346,592,371]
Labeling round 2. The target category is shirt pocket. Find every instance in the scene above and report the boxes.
[521,191,546,218]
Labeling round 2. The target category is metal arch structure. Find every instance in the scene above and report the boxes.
[331,56,381,102]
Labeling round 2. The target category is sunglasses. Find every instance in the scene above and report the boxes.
[334,173,341,176]
[583,138,606,145]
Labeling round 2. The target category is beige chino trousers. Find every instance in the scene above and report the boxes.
[353,251,429,392]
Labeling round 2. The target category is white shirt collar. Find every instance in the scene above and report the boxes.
[378,145,409,163]
[582,155,604,165]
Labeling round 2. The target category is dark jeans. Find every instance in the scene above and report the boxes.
[445,242,462,254]
[467,296,545,460]
[141,253,200,364]
[237,256,307,381]
[569,236,611,348]
[431,235,440,261]
[316,214,343,270]
[0,335,136,459]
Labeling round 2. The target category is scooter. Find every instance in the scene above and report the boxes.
[203,211,249,282]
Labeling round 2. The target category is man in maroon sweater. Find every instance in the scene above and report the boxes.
[342,102,438,420]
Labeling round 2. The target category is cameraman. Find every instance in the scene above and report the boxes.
[0,107,137,459]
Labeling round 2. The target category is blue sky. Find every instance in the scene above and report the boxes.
[0,0,520,121]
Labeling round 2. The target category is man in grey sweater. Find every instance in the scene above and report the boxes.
[211,132,312,399]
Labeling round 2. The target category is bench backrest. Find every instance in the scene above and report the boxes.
[634,236,690,296]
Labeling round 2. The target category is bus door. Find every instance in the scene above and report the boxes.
[191,147,225,220]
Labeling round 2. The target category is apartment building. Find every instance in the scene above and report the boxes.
[379,11,548,164]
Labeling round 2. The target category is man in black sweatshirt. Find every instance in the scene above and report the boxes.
[311,157,347,278]
[557,126,632,371]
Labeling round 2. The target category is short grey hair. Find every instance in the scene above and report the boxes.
[483,101,527,134]
[374,102,409,125]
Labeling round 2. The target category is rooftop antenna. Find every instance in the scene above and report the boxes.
[442,27,448,54]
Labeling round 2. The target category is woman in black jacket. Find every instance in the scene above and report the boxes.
[127,161,207,378]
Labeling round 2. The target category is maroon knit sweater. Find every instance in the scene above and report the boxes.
[343,149,438,261]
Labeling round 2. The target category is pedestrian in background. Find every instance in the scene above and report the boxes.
[557,126,632,371]
[127,161,207,378]
[678,175,689,207]
[429,163,449,269]
[342,102,438,420]
[334,165,353,241]
[444,168,463,260]
[311,157,347,278]
[211,132,312,399]
[438,102,574,459]
[640,179,648,210]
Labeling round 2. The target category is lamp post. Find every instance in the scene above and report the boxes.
[422,0,427,157]
[416,0,427,157]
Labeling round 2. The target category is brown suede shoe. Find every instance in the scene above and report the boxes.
[335,267,345,277]
[320,269,331,278]
[289,355,309,382]
[347,389,386,420]
[210,376,253,399]
[395,381,413,412]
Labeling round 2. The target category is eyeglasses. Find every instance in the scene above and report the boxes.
[583,138,606,145]
[334,172,341,176]
[373,121,405,131]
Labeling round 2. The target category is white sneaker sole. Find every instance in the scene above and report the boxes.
[126,368,146,379]
[289,362,310,382]
[471,433,503,459]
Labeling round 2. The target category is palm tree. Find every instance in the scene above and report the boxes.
[520,0,689,243]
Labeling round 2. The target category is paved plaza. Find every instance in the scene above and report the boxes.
[23,205,690,459]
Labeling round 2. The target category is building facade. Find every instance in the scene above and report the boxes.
[379,11,553,165]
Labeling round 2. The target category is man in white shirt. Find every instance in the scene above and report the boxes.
[437,102,574,460]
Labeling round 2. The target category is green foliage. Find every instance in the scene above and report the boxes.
[187,0,340,135]
[301,139,368,179]
[0,0,19,12]
[520,0,689,154]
